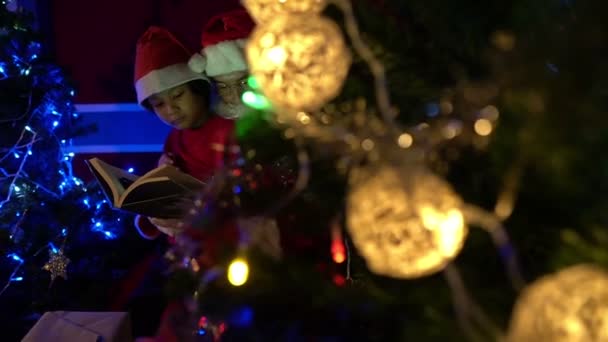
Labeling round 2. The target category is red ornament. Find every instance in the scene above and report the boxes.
[333,274,346,287]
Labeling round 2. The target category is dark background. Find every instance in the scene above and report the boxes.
[51,0,241,104]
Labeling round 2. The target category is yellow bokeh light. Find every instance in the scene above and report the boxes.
[247,14,351,112]
[443,125,458,139]
[474,119,493,136]
[397,133,413,148]
[419,207,465,257]
[480,105,500,121]
[227,258,249,286]
[439,100,453,115]
[346,164,468,279]
[266,46,287,66]
[494,194,515,220]
[361,139,375,151]
[296,112,311,124]
[508,264,608,342]
[243,0,327,24]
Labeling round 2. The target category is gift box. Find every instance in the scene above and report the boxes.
[22,311,132,342]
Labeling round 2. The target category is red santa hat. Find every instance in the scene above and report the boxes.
[188,9,255,78]
[134,26,208,105]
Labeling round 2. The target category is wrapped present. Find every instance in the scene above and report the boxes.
[22,311,132,342]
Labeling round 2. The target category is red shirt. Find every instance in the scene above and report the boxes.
[162,116,240,259]
[163,116,239,181]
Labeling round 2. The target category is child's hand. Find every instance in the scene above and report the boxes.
[149,217,185,237]
[158,153,176,168]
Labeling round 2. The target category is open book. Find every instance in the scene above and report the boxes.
[86,158,205,218]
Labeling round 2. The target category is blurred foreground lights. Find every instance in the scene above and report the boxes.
[296,112,311,125]
[228,258,249,286]
[247,14,351,112]
[346,164,468,279]
[361,139,375,151]
[397,133,413,148]
[474,119,493,136]
[491,30,516,51]
[243,0,327,24]
[508,264,608,342]
[479,105,500,121]
[443,121,462,139]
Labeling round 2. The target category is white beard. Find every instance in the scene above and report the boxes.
[215,101,247,119]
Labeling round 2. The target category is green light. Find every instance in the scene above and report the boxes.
[242,90,271,110]
[247,76,260,89]
[242,90,257,104]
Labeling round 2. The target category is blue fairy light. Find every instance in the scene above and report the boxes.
[8,254,24,263]
[48,243,59,254]
[0,11,130,299]
[103,231,116,239]
[230,306,254,327]
[425,102,440,117]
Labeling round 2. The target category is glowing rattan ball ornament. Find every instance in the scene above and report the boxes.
[246,14,351,112]
[346,164,468,279]
[242,0,327,24]
[508,264,608,342]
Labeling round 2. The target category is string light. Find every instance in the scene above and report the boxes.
[242,89,272,110]
[508,264,608,341]
[243,0,327,24]
[186,0,523,337]
[228,258,250,286]
[347,164,468,279]
[331,221,346,264]
[474,119,493,136]
[397,133,413,148]
[247,13,351,112]
[0,7,126,297]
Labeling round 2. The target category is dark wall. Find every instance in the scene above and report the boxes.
[51,0,241,103]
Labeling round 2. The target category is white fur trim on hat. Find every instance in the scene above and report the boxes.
[188,53,207,74]
[135,63,209,105]
[201,39,248,78]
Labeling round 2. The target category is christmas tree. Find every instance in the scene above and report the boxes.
[163,0,608,341]
[0,4,150,339]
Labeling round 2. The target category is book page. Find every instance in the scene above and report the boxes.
[119,177,203,218]
[87,158,139,205]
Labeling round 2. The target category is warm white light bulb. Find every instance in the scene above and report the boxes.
[227,258,249,286]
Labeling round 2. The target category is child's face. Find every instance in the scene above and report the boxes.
[147,83,207,129]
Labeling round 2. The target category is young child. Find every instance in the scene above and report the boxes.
[132,26,239,239]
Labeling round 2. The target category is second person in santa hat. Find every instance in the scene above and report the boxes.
[188,8,254,120]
